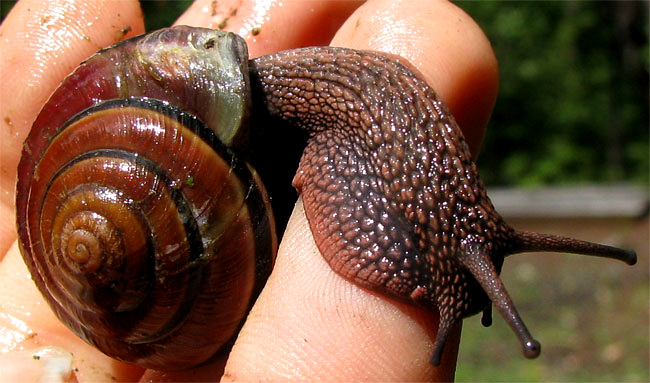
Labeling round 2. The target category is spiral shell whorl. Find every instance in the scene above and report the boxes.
[16,27,276,370]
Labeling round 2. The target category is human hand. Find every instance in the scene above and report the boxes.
[0,0,498,381]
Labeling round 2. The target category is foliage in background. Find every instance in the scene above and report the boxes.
[0,0,15,20]
[456,1,649,187]
[140,0,192,31]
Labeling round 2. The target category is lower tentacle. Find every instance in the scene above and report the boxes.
[430,314,458,366]
[458,242,541,360]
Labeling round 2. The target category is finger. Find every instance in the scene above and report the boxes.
[0,242,145,382]
[174,0,363,57]
[224,200,461,382]
[223,0,498,381]
[331,0,498,157]
[1,0,145,381]
[0,0,145,256]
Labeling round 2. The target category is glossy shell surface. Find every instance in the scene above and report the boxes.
[16,27,276,370]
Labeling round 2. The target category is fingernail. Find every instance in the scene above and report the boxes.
[32,346,75,383]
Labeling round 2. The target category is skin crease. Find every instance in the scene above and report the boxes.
[0,0,498,381]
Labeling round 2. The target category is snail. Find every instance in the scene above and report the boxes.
[15,26,637,371]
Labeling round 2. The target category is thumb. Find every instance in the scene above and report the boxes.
[224,199,459,381]
[223,1,498,380]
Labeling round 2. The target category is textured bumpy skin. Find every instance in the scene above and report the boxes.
[249,47,637,364]
[249,49,517,363]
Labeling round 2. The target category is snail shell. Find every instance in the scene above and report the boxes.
[16,27,276,370]
[17,26,637,370]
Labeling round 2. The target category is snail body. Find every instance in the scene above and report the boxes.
[16,26,637,370]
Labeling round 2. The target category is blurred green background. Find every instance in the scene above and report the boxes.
[1,1,648,382]
[462,1,648,188]
[448,4,648,382]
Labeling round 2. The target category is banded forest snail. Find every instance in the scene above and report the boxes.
[16,26,637,371]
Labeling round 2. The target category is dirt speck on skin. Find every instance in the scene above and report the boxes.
[211,1,218,17]
[113,25,133,42]
[251,27,260,36]
[121,25,132,37]
[218,18,228,30]
[3,116,17,136]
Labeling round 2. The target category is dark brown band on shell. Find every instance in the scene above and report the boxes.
[18,94,276,370]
